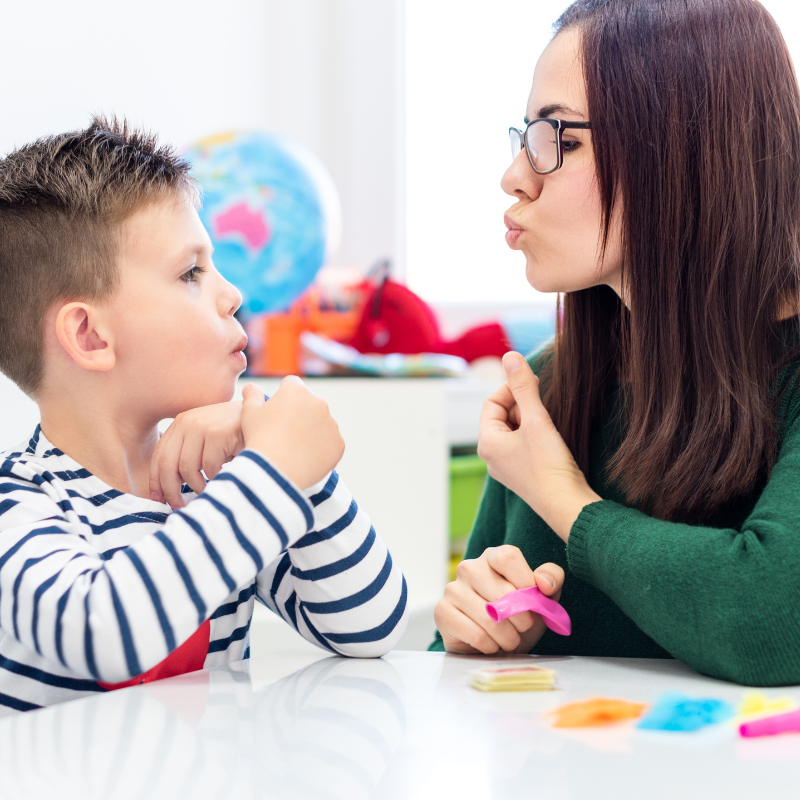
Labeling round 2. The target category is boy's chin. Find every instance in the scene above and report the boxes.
[170,380,239,414]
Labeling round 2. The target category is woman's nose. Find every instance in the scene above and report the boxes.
[501,149,543,200]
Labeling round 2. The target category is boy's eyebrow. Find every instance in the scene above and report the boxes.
[172,243,215,264]
[525,103,587,124]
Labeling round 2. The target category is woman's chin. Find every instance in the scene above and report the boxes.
[525,261,560,294]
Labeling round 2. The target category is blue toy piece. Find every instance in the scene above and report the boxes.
[637,692,735,732]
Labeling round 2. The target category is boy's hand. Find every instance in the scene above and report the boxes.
[241,378,344,490]
[434,545,564,654]
[150,401,245,508]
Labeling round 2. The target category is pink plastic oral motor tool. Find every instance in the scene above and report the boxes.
[739,708,800,738]
[486,586,572,636]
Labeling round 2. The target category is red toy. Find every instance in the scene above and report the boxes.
[348,261,511,362]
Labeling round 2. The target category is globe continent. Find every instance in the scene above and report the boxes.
[185,131,328,315]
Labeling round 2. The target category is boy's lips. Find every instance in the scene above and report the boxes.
[231,335,248,354]
[231,335,248,367]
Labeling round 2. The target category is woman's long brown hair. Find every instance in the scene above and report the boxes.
[542,0,800,522]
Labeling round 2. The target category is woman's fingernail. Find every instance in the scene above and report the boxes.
[151,492,161,503]
[503,352,523,373]
[536,572,556,588]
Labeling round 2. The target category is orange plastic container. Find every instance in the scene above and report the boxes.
[248,285,363,376]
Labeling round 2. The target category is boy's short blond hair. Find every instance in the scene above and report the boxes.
[0,116,199,397]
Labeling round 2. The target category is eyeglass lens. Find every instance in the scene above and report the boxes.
[509,128,524,161]
[508,122,559,173]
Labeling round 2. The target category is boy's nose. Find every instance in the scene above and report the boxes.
[220,280,243,316]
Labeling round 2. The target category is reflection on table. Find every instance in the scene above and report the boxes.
[1,651,799,799]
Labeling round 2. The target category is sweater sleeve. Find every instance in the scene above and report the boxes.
[255,470,408,657]
[0,449,312,683]
[566,407,800,686]
[428,475,508,652]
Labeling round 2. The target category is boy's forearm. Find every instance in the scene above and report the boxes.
[1,450,312,683]
[258,470,409,657]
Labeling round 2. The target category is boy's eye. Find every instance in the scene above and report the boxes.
[180,265,206,283]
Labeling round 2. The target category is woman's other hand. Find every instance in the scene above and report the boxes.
[478,352,601,541]
[434,545,564,654]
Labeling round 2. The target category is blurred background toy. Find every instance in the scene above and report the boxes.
[349,260,515,363]
[245,260,557,377]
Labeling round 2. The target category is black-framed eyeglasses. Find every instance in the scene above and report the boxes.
[509,118,592,174]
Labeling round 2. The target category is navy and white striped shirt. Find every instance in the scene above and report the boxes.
[0,426,408,715]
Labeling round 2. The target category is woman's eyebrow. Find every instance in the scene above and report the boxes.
[525,103,586,122]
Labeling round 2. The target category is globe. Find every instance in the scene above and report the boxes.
[184,131,341,315]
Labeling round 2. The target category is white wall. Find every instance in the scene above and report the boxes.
[404,0,572,305]
[0,0,404,450]
[0,0,403,273]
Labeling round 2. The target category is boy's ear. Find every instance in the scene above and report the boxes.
[54,302,116,372]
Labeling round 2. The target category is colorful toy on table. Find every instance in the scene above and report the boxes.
[737,691,796,723]
[470,665,557,692]
[485,586,572,636]
[739,708,800,738]
[548,698,648,728]
[636,692,735,732]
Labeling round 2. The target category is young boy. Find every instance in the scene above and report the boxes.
[0,117,408,714]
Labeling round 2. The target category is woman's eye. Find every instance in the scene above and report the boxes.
[563,140,580,153]
[180,265,206,283]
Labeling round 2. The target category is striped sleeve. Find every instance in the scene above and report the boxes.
[0,449,312,684]
[256,470,408,657]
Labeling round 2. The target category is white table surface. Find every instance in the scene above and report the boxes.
[1,649,798,799]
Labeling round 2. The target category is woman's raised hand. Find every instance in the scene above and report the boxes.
[434,545,564,654]
[478,352,601,542]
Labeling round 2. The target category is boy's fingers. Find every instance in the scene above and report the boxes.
[157,431,187,509]
[241,383,265,409]
[202,453,226,480]
[149,425,176,503]
[178,434,207,496]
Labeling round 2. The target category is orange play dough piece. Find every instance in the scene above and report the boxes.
[550,697,649,728]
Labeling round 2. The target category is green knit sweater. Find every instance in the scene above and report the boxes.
[430,321,800,686]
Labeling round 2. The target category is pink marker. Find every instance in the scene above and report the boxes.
[739,708,800,738]
[485,586,572,636]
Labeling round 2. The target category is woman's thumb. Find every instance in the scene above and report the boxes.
[502,352,540,414]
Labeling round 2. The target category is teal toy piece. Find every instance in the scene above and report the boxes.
[637,692,735,732]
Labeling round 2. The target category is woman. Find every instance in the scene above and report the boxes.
[431,0,800,686]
